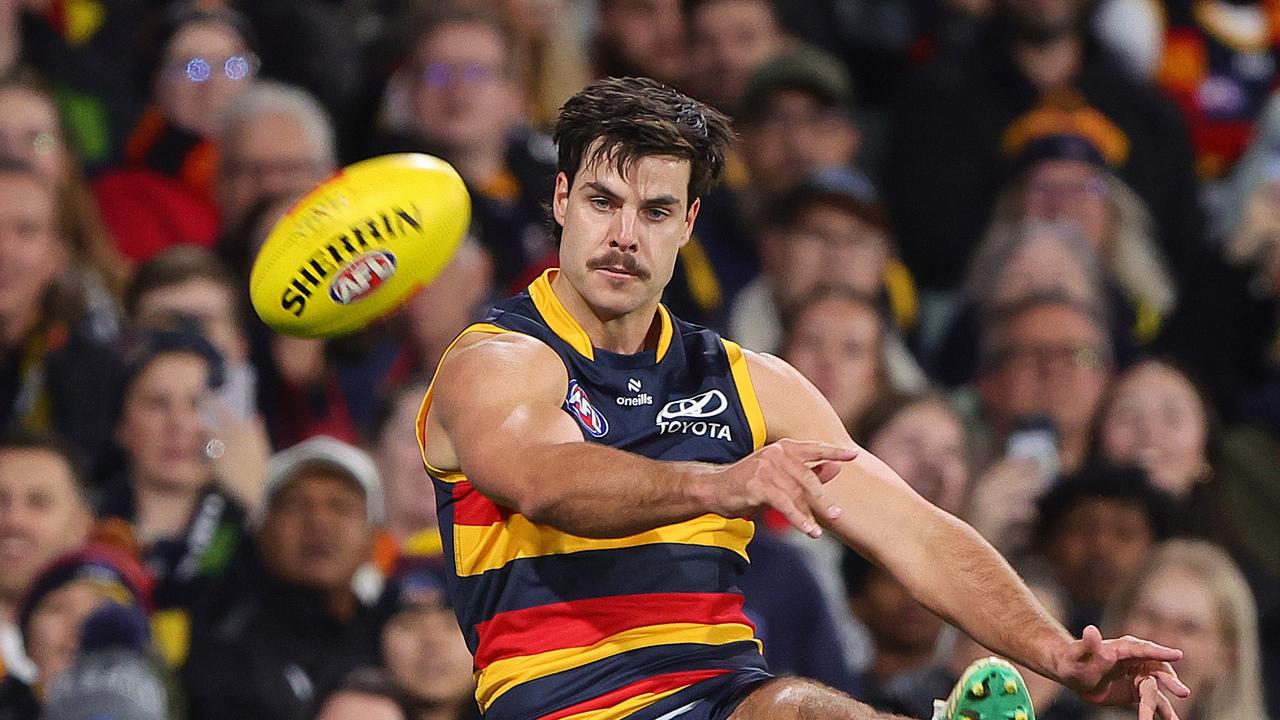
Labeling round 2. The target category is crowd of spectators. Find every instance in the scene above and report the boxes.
[0,0,1276,719]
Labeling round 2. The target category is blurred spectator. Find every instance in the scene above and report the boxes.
[215,80,336,238]
[183,436,386,720]
[735,47,861,209]
[497,0,592,129]
[1213,96,1280,430]
[93,5,258,263]
[1155,0,1280,183]
[0,73,128,342]
[685,0,788,115]
[0,431,91,685]
[315,668,412,720]
[998,112,1177,343]
[859,392,971,515]
[1095,358,1280,588]
[785,390,971,681]
[16,545,153,696]
[884,0,1203,294]
[374,380,437,550]
[974,292,1113,473]
[96,328,256,612]
[840,548,946,717]
[18,0,148,168]
[376,7,556,292]
[1097,360,1220,519]
[1098,539,1270,720]
[592,0,686,85]
[381,562,478,720]
[936,220,1124,386]
[779,288,888,433]
[0,157,121,479]
[125,247,256,417]
[1032,464,1173,633]
[728,169,917,364]
[41,603,171,720]
[398,240,495,375]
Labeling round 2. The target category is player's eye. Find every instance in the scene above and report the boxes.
[644,207,670,221]
[589,197,611,210]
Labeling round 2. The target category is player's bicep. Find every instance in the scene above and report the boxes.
[430,335,582,506]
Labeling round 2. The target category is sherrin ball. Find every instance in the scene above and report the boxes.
[249,153,471,338]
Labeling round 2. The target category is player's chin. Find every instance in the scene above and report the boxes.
[585,288,649,318]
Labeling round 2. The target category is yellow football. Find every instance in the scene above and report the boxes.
[249,153,471,338]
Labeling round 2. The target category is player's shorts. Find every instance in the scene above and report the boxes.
[627,669,775,720]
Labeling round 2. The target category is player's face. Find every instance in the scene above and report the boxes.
[553,152,700,319]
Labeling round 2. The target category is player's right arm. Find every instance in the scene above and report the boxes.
[424,332,854,538]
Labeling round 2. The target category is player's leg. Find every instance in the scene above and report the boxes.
[726,677,913,720]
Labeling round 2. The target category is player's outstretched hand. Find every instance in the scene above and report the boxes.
[1054,625,1190,719]
[705,439,856,538]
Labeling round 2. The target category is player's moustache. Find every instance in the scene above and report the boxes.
[588,252,650,280]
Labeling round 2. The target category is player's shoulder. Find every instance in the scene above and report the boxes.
[738,347,807,386]
[435,329,568,401]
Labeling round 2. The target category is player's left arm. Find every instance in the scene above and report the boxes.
[743,350,1190,714]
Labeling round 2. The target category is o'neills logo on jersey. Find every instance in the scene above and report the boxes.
[566,380,609,437]
[329,251,397,304]
[656,389,732,441]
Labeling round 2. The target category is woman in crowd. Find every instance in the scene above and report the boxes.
[1099,539,1270,720]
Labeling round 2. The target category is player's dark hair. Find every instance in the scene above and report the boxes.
[550,77,734,242]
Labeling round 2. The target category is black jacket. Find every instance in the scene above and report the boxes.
[181,553,389,720]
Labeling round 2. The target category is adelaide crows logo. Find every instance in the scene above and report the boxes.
[566,380,609,437]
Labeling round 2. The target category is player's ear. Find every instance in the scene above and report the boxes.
[681,197,701,248]
[553,172,571,226]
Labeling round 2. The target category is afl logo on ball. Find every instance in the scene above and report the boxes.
[329,251,397,305]
[566,380,609,437]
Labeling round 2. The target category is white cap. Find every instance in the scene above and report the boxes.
[263,436,385,525]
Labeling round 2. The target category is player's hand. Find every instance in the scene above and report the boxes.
[704,439,856,538]
[1054,625,1189,719]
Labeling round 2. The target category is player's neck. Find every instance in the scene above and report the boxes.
[551,271,662,355]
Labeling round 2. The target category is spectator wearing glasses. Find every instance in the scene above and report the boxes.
[94,4,259,264]
[374,7,555,292]
[974,293,1114,475]
[215,80,336,240]
[934,219,1134,387]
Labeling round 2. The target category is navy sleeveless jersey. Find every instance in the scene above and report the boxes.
[417,270,773,720]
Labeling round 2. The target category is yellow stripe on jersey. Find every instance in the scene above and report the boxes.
[416,322,517,476]
[722,340,766,450]
[555,685,694,720]
[476,621,759,711]
[528,269,675,362]
[454,512,753,577]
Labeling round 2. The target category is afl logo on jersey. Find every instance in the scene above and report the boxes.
[566,380,609,437]
[328,251,397,305]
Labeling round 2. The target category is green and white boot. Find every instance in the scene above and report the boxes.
[931,657,1035,720]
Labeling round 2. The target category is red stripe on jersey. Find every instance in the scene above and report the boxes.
[473,592,752,670]
[452,480,512,525]
[539,668,732,720]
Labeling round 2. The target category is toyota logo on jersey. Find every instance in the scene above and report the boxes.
[566,380,609,437]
